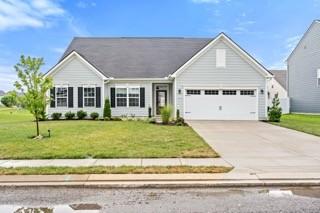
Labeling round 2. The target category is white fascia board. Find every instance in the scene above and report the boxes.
[170,33,272,79]
[44,51,108,80]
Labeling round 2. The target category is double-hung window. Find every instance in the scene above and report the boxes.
[84,87,95,107]
[116,87,140,107]
[56,86,68,107]
[129,88,140,107]
[116,88,127,107]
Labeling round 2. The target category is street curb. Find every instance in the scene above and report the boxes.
[1,179,320,188]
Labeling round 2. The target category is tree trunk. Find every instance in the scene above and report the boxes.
[36,117,39,136]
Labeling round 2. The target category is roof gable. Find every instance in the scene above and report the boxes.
[269,70,287,89]
[287,20,320,61]
[171,33,272,78]
[45,51,107,80]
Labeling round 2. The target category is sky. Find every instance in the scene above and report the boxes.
[0,0,319,91]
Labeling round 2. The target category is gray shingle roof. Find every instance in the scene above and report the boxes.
[269,70,287,89]
[61,37,212,78]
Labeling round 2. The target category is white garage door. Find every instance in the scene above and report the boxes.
[184,89,258,120]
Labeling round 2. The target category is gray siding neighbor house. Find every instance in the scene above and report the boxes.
[45,33,273,120]
[287,20,320,113]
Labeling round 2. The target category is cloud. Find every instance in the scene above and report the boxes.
[0,0,64,31]
[76,1,96,9]
[233,20,256,34]
[269,35,301,69]
[191,0,230,4]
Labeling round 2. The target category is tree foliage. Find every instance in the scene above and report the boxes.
[103,99,111,119]
[14,55,53,137]
[268,93,282,122]
[1,91,17,107]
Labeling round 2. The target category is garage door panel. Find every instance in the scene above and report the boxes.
[184,89,257,120]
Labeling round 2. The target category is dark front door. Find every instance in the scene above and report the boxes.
[156,90,167,115]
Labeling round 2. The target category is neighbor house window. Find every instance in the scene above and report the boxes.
[240,90,255,96]
[116,87,140,107]
[83,87,95,107]
[56,86,68,107]
[222,90,236,95]
[216,49,226,68]
[205,90,219,95]
[186,90,201,95]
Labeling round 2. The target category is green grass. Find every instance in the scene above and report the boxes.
[0,108,217,159]
[0,166,232,175]
[272,114,320,136]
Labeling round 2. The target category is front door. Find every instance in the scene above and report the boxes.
[156,90,167,115]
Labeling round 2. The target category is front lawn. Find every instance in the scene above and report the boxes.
[0,108,217,159]
[272,114,320,136]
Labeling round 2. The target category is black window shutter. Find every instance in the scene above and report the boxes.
[78,87,83,108]
[96,87,101,108]
[68,87,73,108]
[140,87,145,108]
[110,88,115,108]
[50,87,55,108]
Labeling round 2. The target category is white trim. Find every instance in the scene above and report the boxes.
[45,51,108,80]
[170,33,272,78]
[182,86,259,120]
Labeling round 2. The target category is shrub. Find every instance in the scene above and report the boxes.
[268,93,282,122]
[112,117,122,121]
[51,112,62,120]
[1,93,16,107]
[65,111,75,120]
[77,110,87,120]
[103,99,111,119]
[90,112,99,120]
[160,105,172,125]
[175,117,186,126]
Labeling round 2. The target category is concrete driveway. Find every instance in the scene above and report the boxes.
[188,121,320,173]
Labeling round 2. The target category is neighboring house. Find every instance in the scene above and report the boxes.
[268,70,289,113]
[45,33,273,120]
[287,20,320,113]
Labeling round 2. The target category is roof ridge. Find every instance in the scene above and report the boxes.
[72,37,212,39]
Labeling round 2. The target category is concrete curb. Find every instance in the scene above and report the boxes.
[0,173,320,188]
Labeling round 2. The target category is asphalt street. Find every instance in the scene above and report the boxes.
[0,186,320,212]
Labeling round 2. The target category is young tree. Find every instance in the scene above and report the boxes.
[14,55,53,138]
[103,99,111,119]
[268,93,282,122]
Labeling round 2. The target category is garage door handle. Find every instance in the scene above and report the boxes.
[219,106,222,110]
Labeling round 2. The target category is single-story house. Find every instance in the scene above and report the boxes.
[45,33,274,120]
[267,69,289,114]
[287,20,320,113]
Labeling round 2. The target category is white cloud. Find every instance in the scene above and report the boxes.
[233,20,256,34]
[270,35,301,69]
[0,0,64,31]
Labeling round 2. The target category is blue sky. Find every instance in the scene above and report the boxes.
[0,0,319,91]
